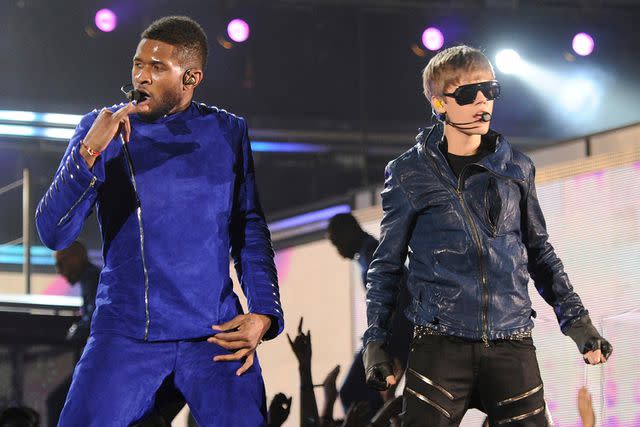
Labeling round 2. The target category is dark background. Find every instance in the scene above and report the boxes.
[1,0,639,248]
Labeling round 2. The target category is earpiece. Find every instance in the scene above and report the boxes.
[183,69,196,86]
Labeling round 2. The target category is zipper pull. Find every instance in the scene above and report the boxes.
[482,333,490,347]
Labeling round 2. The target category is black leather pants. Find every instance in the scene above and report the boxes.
[401,332,547,426]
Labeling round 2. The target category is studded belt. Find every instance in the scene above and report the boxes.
[413,325,532,341]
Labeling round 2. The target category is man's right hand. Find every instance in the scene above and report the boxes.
[363,341,396,391]
[80,102,148,168]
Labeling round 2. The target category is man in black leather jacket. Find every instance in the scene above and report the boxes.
[362,45,612,426]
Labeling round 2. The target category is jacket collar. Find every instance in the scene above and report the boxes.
[416,123,525,183]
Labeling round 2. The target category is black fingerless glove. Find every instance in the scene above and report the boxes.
[566,315,613,363]
[363,341,394,391]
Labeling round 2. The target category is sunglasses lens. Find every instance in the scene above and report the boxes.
[455,85,478,105]
[453,81,501,105]
[481,82,501,101]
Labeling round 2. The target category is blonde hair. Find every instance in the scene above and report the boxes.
[422,45,495,103]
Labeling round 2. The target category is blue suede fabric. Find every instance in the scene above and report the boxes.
[35,102,283,424]
[59,333,267,426]
[35,102,284,341]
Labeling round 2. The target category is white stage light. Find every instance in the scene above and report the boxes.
[495,49,523,75]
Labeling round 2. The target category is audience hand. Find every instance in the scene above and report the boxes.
[287,317,313,369]
[268,392,292,427]
[578,386,595,427]
[341,401,371,427]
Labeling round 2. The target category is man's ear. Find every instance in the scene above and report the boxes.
[431,96,445,113]
[182,68,203,89]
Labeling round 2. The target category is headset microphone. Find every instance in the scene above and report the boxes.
[443,112,492,129]
[120,83,145,103]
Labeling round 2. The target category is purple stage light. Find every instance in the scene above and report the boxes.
[227,19,250,43]
[572,32,594,56]
[95,9,117,33]
[422,27,444,51]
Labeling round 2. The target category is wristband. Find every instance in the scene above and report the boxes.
[81,140,101,157]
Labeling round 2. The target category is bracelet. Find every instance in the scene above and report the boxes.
[81,140,101,157]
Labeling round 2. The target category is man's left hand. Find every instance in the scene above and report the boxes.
[208,313,272,376]
[584,346,609,365]
[566,315,613,365]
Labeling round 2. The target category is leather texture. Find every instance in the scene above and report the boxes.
[364,123,587,344]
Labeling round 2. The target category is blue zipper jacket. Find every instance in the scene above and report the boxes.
[36,102,284,341]
[364,124,587,345]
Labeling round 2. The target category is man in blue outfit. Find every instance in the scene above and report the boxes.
[36,16,284,426]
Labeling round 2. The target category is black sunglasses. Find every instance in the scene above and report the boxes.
[442,80,501,105]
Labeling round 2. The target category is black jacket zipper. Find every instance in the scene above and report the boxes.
[422,151,490,345]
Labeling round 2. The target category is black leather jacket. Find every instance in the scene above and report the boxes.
[364,124,587,345]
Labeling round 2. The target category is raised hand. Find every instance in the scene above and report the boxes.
[321,365,341,423]
[286,317,312,368]
[268,392,292,427]
[80,102,149,167]
[577,386,595,427]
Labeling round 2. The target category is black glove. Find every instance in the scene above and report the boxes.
[566,315,613,363]
[363,341,394,391]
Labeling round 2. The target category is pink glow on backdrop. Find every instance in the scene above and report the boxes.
[275,249,293,282]
[572,169,605,185]
[605,380,618,408]
[605,416,621,427]
[41,276,74,295]
[227,19,250,42]
[95,9,117,32]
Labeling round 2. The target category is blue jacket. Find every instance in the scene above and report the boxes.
[358,234,412,364]
[36,102,284,341]
[364,124,587,345]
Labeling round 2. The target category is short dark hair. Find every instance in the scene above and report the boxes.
[327,213,361,236]
[55,240,87,261]
[141,16,208,69]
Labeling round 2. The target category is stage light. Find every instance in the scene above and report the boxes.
[560,78,599,113]
[421,27,444,51]
[495,49,523,75]
[227,19,250,43]
[95,8,117,33]
[572,32,595,56]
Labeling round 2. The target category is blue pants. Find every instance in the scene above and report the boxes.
[59,333,267,426]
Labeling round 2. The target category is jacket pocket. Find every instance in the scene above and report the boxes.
[484,177,502,236]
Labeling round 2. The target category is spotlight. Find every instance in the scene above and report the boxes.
[227,19,250,43]
[572,33,595,56]
[495,49,523,75]
[559,78,599,113]
[421,27,444,51]
[95,9,117,33]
